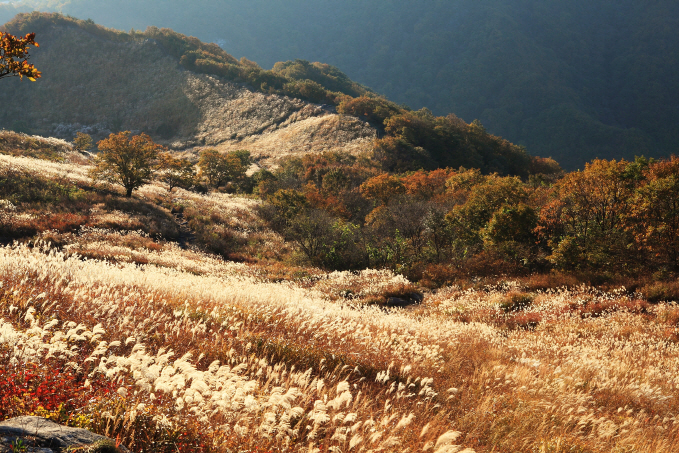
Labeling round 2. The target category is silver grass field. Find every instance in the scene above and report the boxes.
[1,147,679,453]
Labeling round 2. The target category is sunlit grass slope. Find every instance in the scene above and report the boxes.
[1,138,679,453]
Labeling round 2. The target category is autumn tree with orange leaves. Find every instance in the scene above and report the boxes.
[90,132,164,197]
[359,174,405,206]
[0,32,41,81]
[536,159,636,271]
[629,156,679,271]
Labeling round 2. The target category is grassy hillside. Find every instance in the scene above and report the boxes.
[2,133,679,453]
[0,12,539,177]
[0,13,380,166]
[2,0,678,169]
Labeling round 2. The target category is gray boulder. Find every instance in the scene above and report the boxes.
[0,417,130,453]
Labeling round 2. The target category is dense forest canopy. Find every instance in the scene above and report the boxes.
[2,0,678,169]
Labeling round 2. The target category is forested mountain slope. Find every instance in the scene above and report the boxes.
[0,14,378,165]
[2,0,678,169]
[0,13,540,177]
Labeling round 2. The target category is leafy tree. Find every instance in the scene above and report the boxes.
[424,208,454,261]
[360,174,405,206]
[483,204,538,246]
[321,168,350,195]
[529,156,563,180]
[323,220,369,270]
[371,137,434,173]
[229,149,252,168]
[481,204,539,268]
[285,208,336,265]
[72,132,92,152]
[448,175,528,233]
[365,198,430,263]
[537,159,635,271]
[401,168,456,200]
[89,131,163,197]
[272,59,369,98]
[283,79,336,104]
[0,31,41,81]
[303,182,350,220]
[198,149,246,189]
[266,189,308,224]
[445,168,486,201]
[263,188,345,266]
[445,174,528,256]
[628,156,679,271]
[157,152,196,192]
[252,168,276,195]
[336,95,401,127]
[197,150,223,187]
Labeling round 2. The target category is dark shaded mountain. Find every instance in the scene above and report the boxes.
[2,0,678,169]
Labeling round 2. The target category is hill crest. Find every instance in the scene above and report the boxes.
[0,12,378,165]
[1,12,541,177]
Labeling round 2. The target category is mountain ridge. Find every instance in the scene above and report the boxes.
[0,13,378,167]
[1,12,540,177]
[2,0,678,169]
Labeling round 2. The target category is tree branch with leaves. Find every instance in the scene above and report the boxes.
[0,31,41,81]
[157,152,196,192]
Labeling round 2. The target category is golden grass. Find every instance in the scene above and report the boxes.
[1,151,678,452]
[2,240,679,452]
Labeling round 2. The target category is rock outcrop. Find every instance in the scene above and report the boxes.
[0,417,129,453]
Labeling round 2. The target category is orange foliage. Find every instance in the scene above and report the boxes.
[401,168,456,201]
[303,182,350,218]
[359,173,405,205]
[0,31,41,81]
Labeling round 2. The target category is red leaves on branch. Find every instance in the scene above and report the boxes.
[0,31,42,81]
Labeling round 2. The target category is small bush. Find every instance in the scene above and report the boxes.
[657,306,679,326]
[498,291,534,312]
[463,250,529,278]
[364,283,423,307]
[419,264,460,289]
[571,298,649,318]
[502,312,542,330]
[641,281,679,303]
[0,360,115,423]
[522,272,581,291]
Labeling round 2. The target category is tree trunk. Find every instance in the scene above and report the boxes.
[125,186,133,197]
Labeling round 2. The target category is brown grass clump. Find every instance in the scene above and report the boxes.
[419,263,461,289]
[521,272,582,291]
[570,298,650,319]
[497,291,534,312]
[362,282,423,307]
